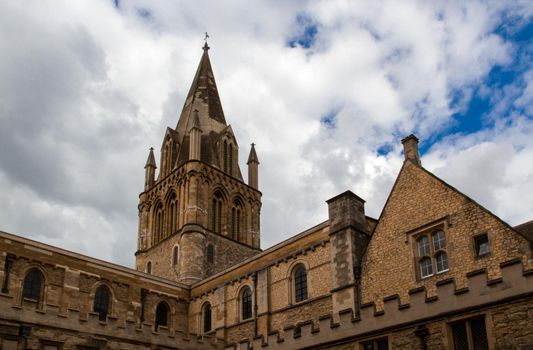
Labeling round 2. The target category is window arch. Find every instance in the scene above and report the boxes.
[210,191,224,234]
[223,140,228,173]
[172,245,179,266]
[153,201,164,243]
[240,286,252,321]
[166,191,178,236]
[93,285,110,321]
[146,261,152,274]
[231,198,244,241]
[22,269,43,306]
[155,301,169,330]
[229,143,233,176]
[202,302,212,333]
[293,265,308,303]
[207,244,214,264]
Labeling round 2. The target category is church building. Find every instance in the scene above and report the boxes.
[1,43,532,350]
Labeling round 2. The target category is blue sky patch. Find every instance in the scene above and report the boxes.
[136,8,153,19]
[288,14,318,49]
[320,110,338,129]
[420,18,532,156]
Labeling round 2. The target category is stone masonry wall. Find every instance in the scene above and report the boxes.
[361,161,530,310]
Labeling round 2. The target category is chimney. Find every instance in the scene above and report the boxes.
[401,134,421,166]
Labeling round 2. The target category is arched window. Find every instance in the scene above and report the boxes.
[223,140,228,173]
[167,192,178,236]
[211,192,223,234]
[293,265,308,303]
[172,245,179,266]
[207,244,214,264]
[231,199,244,241]
[93,285,110,321]
[415,229,448,279]
[154,202,164,243]
[241,287,252,320]
[22,269,43,305]
[229,143,233,176]
[146,261,152,274]
[202,302,212,333]
[155,302,169,330]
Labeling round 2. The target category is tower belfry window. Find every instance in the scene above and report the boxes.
[229,143,233,175]
[223,140,228,173]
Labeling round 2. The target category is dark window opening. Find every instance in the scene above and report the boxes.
[93,286,110,321]
[294,265,308,303]
[22,269,43,305]
[155,302,169,330]
[207,244,214,264]
[203,303,212,333]
[294,325,301,338]
[475,234,490,257]
[451,316,488,350]
[146,261,152,274]
[361,338,388,350]
[241,287,252,320]
[173,246,179,266]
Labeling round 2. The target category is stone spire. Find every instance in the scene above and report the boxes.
[175,42,226,138]
[144,147,157,191]
[247,143,259,189]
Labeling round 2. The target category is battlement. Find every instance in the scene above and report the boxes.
[0,291,217,349]
[225,258,533,349]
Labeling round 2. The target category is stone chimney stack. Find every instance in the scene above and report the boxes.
[327,191,370,320]
[401,134,421,166]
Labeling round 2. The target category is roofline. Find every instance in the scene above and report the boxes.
[0,230,191,290]
[191,220,331,288]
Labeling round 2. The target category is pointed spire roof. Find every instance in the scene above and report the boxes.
[247,143,259,164]
[175,43,227,140]
[145,147,157,168]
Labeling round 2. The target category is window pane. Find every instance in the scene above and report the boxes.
[420,258,433,278]
[363,344,374,350]
[241,288,252,320]
[436,252,449,273]
[155,302,168,330]
[23,270,42,302]
[452,322,469,350]
[471,318,489,350]
[203,303,212,333]
[417,236,430,256]
[432,230,446,250]
[294,266,308,302]
[93,286,109,321]
[207,245,214,264]
[377,339,389,350]
[475,235,490,256]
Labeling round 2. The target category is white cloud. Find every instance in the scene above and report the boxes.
[0,0,531,266]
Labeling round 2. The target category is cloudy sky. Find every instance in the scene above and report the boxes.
[0,0,531,267]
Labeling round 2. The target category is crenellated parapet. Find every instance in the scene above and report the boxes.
[0,231,220,349]
[224,257,533,349]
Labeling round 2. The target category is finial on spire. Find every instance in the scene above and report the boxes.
[203,32,210,51]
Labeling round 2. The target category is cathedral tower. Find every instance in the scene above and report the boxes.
[135,43,262,284]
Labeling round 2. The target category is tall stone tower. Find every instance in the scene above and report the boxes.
[135,43,262,285]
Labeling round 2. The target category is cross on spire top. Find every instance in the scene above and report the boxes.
[203,32,210,51]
